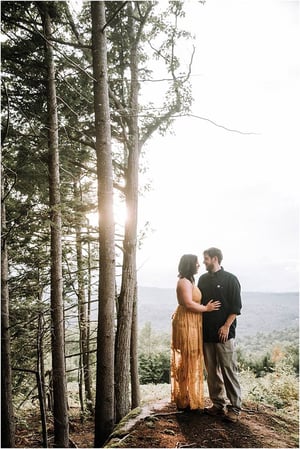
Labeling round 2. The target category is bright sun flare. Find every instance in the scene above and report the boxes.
[86,202,128,228]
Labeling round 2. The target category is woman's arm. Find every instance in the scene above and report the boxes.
[177,279,220,313]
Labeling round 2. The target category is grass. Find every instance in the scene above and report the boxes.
[140,383,170,405]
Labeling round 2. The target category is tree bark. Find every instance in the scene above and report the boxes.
[74,181,93,414]
[39,2,69,446]
[37,306,48,447]
[36,369,48,448]
[115,1,140,422]
[1,170,16,449]
[38,309,47,414]
[91,2,116,446]
[130,283,140,408]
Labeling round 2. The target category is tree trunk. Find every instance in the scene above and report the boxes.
[1,171,16,449]
[39,3,69,446]
[86,223,92,405]
[78,358,84,414]
[37,284,48,415]
[37,307,48,447]
[36,369,48,448]
[74,181,93,414]
[91,2,116,446]
[115,1,140,422]
[130,283,140,408]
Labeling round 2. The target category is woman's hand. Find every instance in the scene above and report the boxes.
[205,300,221,312]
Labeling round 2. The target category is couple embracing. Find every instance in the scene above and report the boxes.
[171,247,242,423]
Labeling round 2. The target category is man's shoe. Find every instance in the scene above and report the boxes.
[204,405,226,416]
[223,409,240,423]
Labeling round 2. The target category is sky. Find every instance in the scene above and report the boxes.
[136,0,300,292]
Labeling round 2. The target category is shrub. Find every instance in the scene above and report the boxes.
[248,372,298,408]
[139,352,170,384]
[238,349,275,377]
[240,368,299,409]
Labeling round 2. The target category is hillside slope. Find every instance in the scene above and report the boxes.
[104,399,299,448]
[138,288,299,338]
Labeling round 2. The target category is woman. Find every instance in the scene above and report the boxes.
[171,254,221,411]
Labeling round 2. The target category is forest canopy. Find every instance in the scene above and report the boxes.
[1,1,197,447]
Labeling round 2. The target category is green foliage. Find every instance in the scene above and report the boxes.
[237,331,299,378]
[3,0,297,420]
[138,323,170,384]
[239,339,299,409]
[138,322,170,356]
[139,352,170,384]
[238,350,276,378]
[283,345,299,375]
[137,323,299,413]
[241,369,299,409]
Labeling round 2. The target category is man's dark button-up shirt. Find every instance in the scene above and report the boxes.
[197,267,242,343]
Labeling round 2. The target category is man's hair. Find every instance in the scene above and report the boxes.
[203,247,223,264]
[178,254,198,282]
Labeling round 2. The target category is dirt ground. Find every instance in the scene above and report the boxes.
[15,399,299,448]
[105,401,298,448]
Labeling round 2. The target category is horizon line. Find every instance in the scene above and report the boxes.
[138,285,299,295]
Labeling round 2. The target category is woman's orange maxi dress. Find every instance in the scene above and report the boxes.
[171,285,204,410]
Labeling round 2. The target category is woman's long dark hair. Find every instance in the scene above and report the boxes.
[178,254,198,283]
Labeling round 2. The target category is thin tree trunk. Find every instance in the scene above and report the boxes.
[39,2,69,446]
[1,171,16,449]
[74,181,85,416]
[115,1,140,422]
[11,368,48,446]
[86,222,92,403]
[82,312,93,413]
[74,182,93,414]
[36,369,48,448]
[39,313,47,412]
[37,285,48,416]
[91,2,116,446]
[78,357,84,414]
[37,308,48,447]
[130,283,140,408]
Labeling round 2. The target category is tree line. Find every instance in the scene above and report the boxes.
[137,323,299,384]
[1,1,197,447]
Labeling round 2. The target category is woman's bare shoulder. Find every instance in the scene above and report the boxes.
[177,278,192,291]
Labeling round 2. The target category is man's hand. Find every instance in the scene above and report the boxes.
[218,314,237,343]
[218,324,230,343]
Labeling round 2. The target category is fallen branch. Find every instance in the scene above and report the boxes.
[176,443,197,448]
[69,437,78,448]
[117,433,132,445]
[147,411,184,418]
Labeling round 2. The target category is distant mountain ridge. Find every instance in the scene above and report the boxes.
[137,286,299,338]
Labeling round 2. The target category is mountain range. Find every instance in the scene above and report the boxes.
[137,287,299,339]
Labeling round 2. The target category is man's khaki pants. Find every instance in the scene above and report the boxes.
[203,339,242,412]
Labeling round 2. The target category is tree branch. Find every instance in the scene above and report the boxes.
[135,3,153,46]
[66,134,95,150]
[65,349,97,359]
[102,1,128,32]
[71,161,97,175]
[1,164,17,204]
[188,114,260,135]
[57,95,79,117]
[1,80,10,146]
[28,6,97,81]
[46,36,91,49]
[63,2,90,49]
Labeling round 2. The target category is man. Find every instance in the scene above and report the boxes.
[197,247,242,423]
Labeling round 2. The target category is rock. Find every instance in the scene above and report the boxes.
[164,429,176,435]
